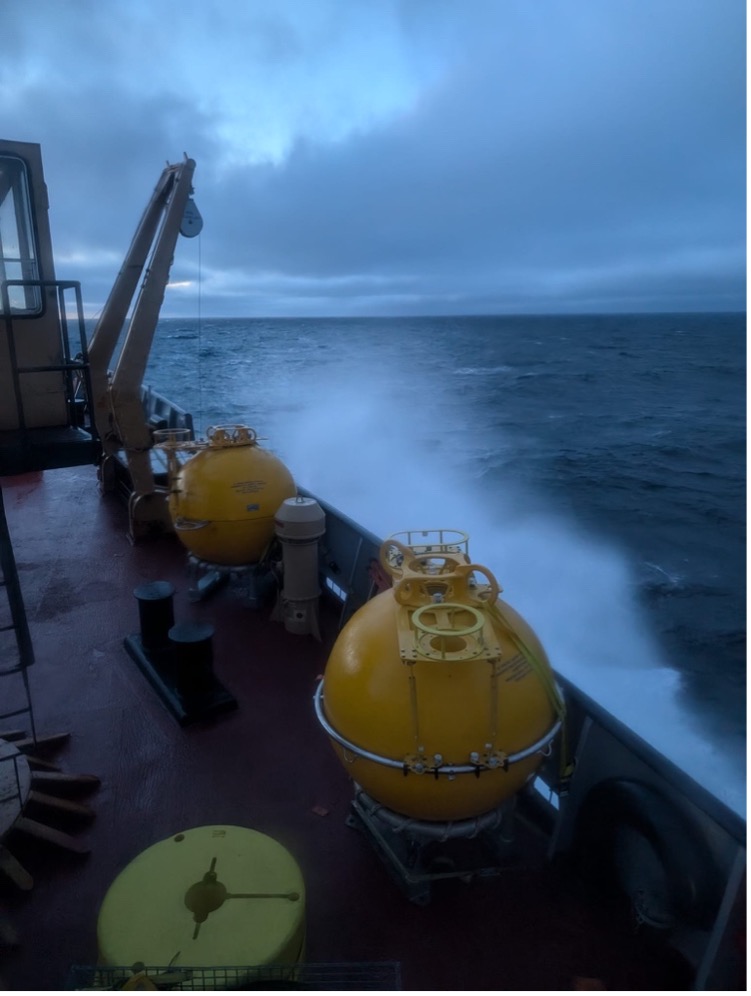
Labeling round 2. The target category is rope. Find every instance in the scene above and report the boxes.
[487,602,565,718]
[486,601,575,787]
[196,231,203,435]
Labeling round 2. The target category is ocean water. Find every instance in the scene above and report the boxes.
[144,312,746,812]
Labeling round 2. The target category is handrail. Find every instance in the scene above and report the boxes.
[0,278,97,442]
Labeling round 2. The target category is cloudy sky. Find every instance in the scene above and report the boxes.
[2,0,746,317]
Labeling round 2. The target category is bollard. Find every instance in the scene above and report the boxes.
[168,621,215,700]
[133,581,175,652]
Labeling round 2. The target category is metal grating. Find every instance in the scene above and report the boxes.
[67,962,402,990]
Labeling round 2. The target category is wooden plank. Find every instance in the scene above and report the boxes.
[0,846,32,890]
[29,771,100,794]
[27,790,95,820]
[13,816,90,855]
[10,732,70,752]
[23,755,61,772]
[0,743,31,839]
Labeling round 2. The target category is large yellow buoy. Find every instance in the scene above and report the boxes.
[316,530,563,822]
[168,425,296,566]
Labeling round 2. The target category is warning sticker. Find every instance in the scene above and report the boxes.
[231,480,266,494]
[497,652,533,683]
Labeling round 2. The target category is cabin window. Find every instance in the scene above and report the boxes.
[0,156,42,315]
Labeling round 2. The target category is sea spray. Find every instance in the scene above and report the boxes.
[275,371,745,815]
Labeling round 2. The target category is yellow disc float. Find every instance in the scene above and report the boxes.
[317,531,564,822]
[97,825,305,971]
[168,425,296,566]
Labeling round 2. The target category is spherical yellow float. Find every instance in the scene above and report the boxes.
[168,425,296,566]
[316,531,564,822]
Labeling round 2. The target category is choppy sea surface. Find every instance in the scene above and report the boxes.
[143,312,746,812]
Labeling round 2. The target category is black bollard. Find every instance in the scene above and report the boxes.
[125,592,235,725]
[133,581,176,652]
[168,621,215,700]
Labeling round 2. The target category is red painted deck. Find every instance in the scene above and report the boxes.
[0,467,692,990]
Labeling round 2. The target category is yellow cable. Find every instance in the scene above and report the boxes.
[486,602,565,718]
[486,602,575,785]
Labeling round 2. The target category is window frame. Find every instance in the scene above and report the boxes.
[0,154,43,317]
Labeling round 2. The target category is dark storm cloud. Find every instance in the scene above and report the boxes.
[191,0,746,314]
[1,0,745,315]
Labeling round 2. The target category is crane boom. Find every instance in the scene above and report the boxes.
[88,156,200,539]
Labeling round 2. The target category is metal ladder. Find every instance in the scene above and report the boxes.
[0,485,97,891]
[0,484,36,745]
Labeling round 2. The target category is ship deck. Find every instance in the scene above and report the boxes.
[0,467,694,990]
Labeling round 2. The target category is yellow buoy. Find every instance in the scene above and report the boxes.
[317,531,563,822]
[168,425,296,566]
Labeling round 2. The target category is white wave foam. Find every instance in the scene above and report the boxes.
[273,375,746,817]
[454,364,515,376]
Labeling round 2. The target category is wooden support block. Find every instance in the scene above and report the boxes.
[27,790,95,820]
[14,816,90,855]
[0,846,33,890]
[13,732,71,752]
[30,771,100,794]
[23,755,61,772]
